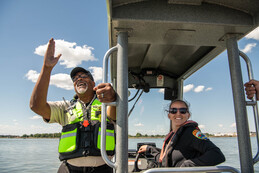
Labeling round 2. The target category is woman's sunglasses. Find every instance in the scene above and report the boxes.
[168,108,188,114]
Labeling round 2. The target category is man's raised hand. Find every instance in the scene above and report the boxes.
[44,38,62,68]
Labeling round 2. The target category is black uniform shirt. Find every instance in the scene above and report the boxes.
[147,122,225,167]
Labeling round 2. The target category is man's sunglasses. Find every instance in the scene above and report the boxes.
[168,108,188,114]
[72,74,90,82]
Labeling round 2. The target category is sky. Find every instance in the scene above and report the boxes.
[0,0,259,136]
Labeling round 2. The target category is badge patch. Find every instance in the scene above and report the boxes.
[192,129,208,140]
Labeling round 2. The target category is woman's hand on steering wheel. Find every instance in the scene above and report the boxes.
[138,145,148,153]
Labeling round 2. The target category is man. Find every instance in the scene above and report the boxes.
[30,38,116,173]
[244,79,259,101]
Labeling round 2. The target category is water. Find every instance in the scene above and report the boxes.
[0,137,259,172]
[0,138,60,173]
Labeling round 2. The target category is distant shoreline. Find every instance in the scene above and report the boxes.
[0,131,256,139]
[0,135,256,139]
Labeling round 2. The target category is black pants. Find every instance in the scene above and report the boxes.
[58,161,113,173]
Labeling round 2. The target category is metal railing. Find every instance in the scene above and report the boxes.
[100,45,118,169]
[239,51,259,164]
[142,166,240,173]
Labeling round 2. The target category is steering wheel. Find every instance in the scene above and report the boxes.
[132,152,159,172]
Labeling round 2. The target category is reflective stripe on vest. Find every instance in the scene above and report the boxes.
[60,132,77,139]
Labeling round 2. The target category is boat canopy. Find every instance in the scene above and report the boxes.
[107,0,259,99]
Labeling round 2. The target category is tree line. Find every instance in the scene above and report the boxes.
[21,133,61,138]
[129,133,165,138]
[1,132,165,138]
[0,133,61,138]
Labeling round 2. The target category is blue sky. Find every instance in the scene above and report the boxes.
[0,0,258,136]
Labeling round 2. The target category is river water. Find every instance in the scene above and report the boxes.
[0,137,258,172]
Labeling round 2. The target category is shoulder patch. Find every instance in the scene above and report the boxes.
[192,129,208,140]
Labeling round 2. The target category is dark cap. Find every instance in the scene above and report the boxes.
[70,67,94,81]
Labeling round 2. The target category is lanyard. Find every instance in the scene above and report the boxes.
[78,94,97,120]
[159,130,176,162]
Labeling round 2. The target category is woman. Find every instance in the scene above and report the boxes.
[138,99,225,167]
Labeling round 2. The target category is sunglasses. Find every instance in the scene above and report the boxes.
[72,74,90,82]
[168,108,188,114]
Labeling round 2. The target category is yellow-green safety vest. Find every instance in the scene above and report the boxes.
[58,98,115,161]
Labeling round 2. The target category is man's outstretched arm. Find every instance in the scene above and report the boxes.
[30,38,61,119]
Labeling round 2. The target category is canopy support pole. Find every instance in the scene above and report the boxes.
[116,31,129,173]
[226,34,254,173]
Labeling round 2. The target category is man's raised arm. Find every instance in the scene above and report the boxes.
[30,38,61,120]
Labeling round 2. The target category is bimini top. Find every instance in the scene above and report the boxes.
[106,0,259,90]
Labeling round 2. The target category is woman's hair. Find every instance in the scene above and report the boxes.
[168,99,191,116]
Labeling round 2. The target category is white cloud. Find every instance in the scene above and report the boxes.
[183,84,212,93]
[25,70,39,83]
[30,115,42,120]
[134,123,144,127]
[13,119,17,122]
[158,89,164,93]
[199,124,205,129]
[218,124,223,128]
[50,73,73,90]
[89,66,103,82]
[194,85,205,93]
[205,87,212,91]
[230,123,236,128]
[245,27,259,40]
[25,70,74,90]
[34,39,97,68]
[183,84,194,93]
[241,43,257,53]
